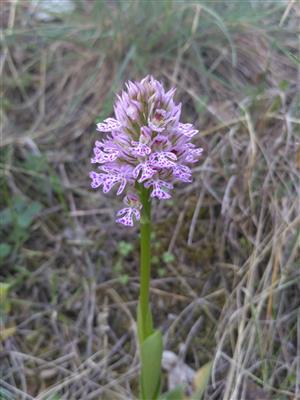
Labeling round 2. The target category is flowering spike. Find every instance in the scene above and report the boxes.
[90,75,203,226]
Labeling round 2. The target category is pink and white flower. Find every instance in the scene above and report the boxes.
[90,76,203,226]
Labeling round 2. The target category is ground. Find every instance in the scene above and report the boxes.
[1,1,300,399]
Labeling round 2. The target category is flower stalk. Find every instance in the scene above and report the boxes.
[138,185,153,343]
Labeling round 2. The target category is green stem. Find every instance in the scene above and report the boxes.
[138,184,153,343]
[138,185,162,400]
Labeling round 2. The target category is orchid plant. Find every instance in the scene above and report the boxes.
[90,76,202,399]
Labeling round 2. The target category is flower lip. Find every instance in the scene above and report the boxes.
[130,141,151,157]
[116,207,141,226]
[144,179,173,200]
[96,118,121,132]
[133,162,157,183]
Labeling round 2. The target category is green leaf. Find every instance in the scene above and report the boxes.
[50,174,63,195]
[114,259,122,272]
[158,267,166,277]
[137,304,142,344]
[0,283,11,303]
[118,240,133,257]
[137,301,153,344]
[12,196,27,213]
[279,80,289,91]
[162,251,175,264]
[191,361,212,400]
[0,283,11,315]
[46,394,61,400]
[23,154,48,173]
[0,325,16,340]
[0,243,11,259]
[158,386,184,400]
[152,255,159,265]
[16,201,42,228]
[140,329,163,400]
[118,274,129,285]
[0,208,12,227]
[150,232,156,240]
[0,387,15,400]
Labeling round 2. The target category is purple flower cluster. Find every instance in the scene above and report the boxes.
[90,76,203,226]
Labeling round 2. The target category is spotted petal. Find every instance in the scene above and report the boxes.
[96,118,121,132]
[91,145,119,164]
[149,152,177,168]
[185,147,203,163]
[173,165,192,182]
[90,169,127,195]
[116,207,140,226]
[178,123,198,138]
[144,180,173,200]
[133,163,157,182]
[89,171,104,189]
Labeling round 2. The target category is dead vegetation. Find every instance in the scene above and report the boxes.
[1,1,299,399]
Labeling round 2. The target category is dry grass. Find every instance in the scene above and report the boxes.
[1,1,300,399]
